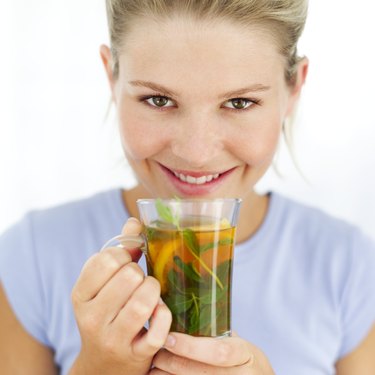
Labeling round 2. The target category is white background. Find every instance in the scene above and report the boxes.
[0,1,374,240]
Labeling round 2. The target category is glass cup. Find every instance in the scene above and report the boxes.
[101,198,241,337]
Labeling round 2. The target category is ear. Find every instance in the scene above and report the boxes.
[285,57,309,116]
[100,44,117,102]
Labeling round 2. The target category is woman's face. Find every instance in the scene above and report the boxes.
[103,17,305,199]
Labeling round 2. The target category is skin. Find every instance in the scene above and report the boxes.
[69,218,173,375]
[0,283,58,375]
[0,14,374,375]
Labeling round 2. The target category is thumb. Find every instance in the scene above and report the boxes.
[121,217,144,262]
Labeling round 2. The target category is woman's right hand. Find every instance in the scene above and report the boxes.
[69,218,172,375]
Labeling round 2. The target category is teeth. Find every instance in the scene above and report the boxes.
[186,175,197,184]
[173,171,221,185]
[196,176,207,185]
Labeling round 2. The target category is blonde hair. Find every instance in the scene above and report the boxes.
[105,0,308,84]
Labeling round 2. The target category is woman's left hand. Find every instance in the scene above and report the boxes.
[150,332,275,374]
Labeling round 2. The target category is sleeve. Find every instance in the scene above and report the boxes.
[0,213,51,347]
[338,231,375,358]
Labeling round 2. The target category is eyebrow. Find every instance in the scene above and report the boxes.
[129,80,178,97]
[128,80,271,99]
[219,84,271,99]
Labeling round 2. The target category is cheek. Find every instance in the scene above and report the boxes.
[231,113,282,167]
[117,105,167,160]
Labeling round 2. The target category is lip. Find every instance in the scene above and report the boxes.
[168,168,222,178]
[158,163,236,197]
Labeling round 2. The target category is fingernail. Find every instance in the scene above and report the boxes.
[165,334,176,348]
[127,217,140,224]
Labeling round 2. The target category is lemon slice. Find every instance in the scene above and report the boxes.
[147,242,157,264]
[219,218,231,229]
[188,218,231,231]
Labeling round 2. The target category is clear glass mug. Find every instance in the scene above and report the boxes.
[101,198,241,337]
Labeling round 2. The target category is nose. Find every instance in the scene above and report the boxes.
[170,112,224,168]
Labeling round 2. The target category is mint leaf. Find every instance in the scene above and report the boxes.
[198,305,212,332]
[216,260,231,282]
[198,293,213,305]
[165,294,193,314]
[155,198,181,229]
[156,199,175,224]
[176,313,188,331]
[183,228,224,290]
[183,229,200,255]
[200,237,233,253]
[173,256,201,282]
[188,295,200,334]
[167,268,185,293]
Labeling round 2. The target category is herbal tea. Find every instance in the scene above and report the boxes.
[145,218,235,337]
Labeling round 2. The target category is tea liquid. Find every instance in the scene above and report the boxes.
[145,219,235,337]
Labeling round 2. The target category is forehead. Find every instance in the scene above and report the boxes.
[119,17,285,90]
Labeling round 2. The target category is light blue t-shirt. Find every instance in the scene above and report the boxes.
[1,189,375,375]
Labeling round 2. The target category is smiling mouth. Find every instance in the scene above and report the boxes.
[171,171,221,185]
[159,164,236,186]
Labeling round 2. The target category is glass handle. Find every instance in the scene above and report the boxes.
[100,234,147,253]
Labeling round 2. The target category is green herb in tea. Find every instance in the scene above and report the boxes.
[145,209,235,337]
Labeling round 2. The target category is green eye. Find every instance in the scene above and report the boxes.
[226,98,252,110]
[146,96,173,107]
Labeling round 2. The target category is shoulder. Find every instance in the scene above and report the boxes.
[0,188,127,266]
[272,192,375,252]
[27,188,124,234]
[269,192,375,297]
[0,189,125,352]
[0,188,128,317]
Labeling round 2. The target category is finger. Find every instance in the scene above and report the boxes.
[91,262,145,323]
[121,217,144,262]
[122,217,143,235]
[163,332,253,367]
[132,300,172,358]
[112,276,161,339]
[72,246,132,303]
[153,350,247,375]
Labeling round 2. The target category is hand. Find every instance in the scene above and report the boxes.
[69,218,172,375]
[150,332,275,375]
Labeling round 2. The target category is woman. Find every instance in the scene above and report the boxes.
[1,1,375,374]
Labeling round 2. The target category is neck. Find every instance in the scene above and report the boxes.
[235,191,269,243]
